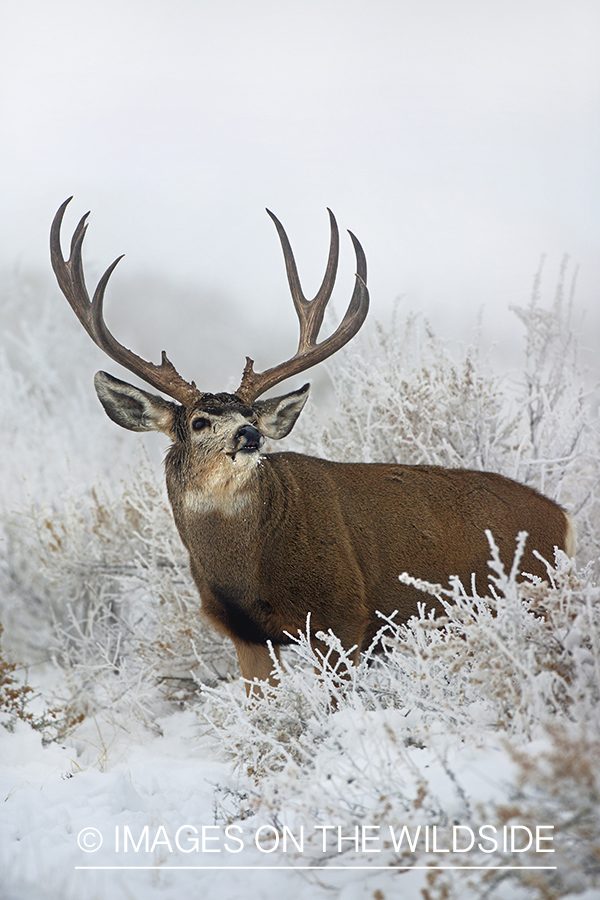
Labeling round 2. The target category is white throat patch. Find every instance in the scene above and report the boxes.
[182,453,260,516]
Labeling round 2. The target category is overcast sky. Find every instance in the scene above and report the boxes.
[1,0,598,391]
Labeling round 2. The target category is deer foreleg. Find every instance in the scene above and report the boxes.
[233,640,281,698]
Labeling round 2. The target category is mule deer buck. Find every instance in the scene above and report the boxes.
[51,199,574,693]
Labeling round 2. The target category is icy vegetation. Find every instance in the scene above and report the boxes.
[0,260,599,900]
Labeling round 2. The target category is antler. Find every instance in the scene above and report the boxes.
[50,197,200,405]
[52,200,369,407]
[236,208,369,402]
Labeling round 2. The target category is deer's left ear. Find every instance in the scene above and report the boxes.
[254,384,310,439]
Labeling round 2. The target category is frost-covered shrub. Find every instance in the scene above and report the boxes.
[203,545,600,898]
[293,310,510,470]
[205,543,600,779]
[0,621,83,742]
[3,462,238,732]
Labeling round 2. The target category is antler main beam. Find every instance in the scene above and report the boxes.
[50,197,200,405]
[236,209,369,402]
[51,200,369,408]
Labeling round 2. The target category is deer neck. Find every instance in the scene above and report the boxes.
[164,447,274,586]
[166,442,262,516]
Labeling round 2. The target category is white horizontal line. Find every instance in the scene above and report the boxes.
[75,865,558,871]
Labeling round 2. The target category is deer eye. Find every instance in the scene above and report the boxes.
[192,417,210,431]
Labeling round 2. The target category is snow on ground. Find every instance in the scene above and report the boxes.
[0,702,529,900]
[0,710,300,900]
[0,707,429,900]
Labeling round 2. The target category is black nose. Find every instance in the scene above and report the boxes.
[236,424,262,452]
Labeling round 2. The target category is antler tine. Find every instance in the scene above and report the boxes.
[50,199,91,337]
[236,211,369,402]
[51,198,200,405]
[266,208,339,352]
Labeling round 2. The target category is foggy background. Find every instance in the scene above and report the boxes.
[1,0,599,396]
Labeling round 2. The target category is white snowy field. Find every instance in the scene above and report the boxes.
[0,708,546,900]
[1,271,599,900]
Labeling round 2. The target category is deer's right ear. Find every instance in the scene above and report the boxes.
[94,371,177,434]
